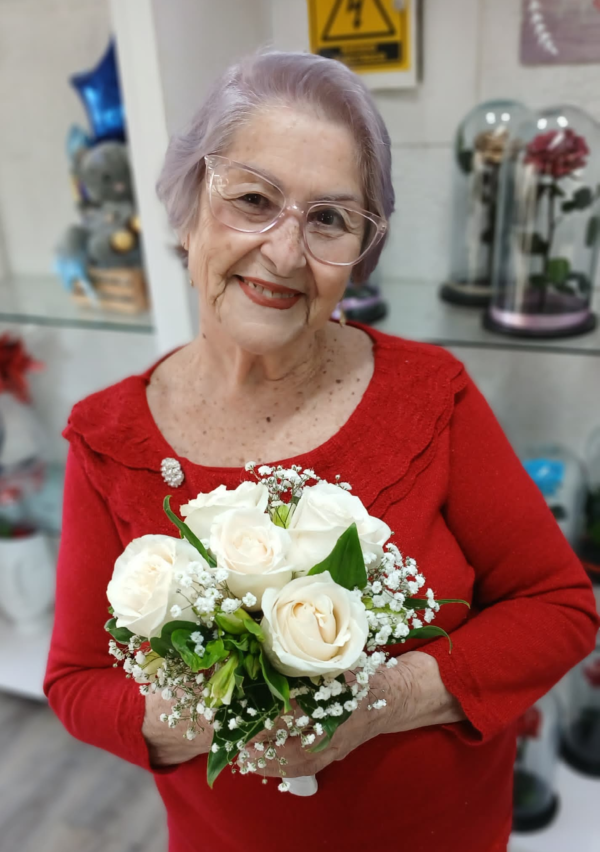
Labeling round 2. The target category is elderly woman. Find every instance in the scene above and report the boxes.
[44,52,598,852]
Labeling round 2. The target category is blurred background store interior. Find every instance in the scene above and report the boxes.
[0,1,599,851]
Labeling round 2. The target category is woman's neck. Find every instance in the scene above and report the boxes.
[186,322,331,403]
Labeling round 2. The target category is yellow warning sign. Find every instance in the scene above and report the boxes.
[307,0,412,76]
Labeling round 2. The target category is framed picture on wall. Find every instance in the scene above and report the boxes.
[521,0,600,65]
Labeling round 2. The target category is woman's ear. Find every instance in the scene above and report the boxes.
[181,234,189,251]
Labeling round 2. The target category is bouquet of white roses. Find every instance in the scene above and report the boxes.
[105,463,468,790]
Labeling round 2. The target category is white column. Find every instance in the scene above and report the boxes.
[109,0,193,355]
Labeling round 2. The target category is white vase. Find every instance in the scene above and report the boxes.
[0,533,55,634]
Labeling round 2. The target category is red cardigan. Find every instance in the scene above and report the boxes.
[44,324,599,852]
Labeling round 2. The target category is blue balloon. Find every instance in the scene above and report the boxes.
[70,40,125,142]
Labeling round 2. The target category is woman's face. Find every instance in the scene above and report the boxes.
[186,106,364,354]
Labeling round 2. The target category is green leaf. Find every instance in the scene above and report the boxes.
[107,606,114,615]
[243,654,261,680]
[546,257,570,286]
[586,216,600,247]
[161,620,203,637]
[234,608,265,641]
[196,638,230,670]
[405,597,471,610]
[206,734,233,788]
[171,633,228,672]
[154,620,202,657]
[163,496,216,566]
[529,233,549,255]
[104,617,135,644]
[271,503,292,528]
[307,523,367,591]
[529,274,547,289]
[215,612,249,635]
[207,693,279,787]
[223,634,250,653]
[150,636,173,658]
[457,149,473,175]
[406,625,453,653]
[566,272,592,294]
[570,186,593,211]
[259,651,291,712]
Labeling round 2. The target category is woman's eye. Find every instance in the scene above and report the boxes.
[312,207,346,230]
[240,193,266,207]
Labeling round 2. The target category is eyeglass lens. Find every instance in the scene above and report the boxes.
[208,161,376,265]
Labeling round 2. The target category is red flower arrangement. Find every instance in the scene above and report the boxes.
[0,334,44,404]
[584,658,600,688]
[524,128,589,179]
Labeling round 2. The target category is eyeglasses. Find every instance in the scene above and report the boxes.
[203,154,387,267]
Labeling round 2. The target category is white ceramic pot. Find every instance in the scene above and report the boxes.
[0,532,55,634]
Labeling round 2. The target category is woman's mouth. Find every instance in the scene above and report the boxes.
[235,276,303,310]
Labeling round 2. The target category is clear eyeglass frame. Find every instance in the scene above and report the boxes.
[203,154,387,267]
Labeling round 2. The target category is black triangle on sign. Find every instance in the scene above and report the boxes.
[321,0,397,43]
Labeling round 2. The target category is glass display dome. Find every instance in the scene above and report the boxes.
[580,427,600,575]
[440,100,532,307]
[513,690,561,832]
[561,632,600,778]
[485,105,600,338]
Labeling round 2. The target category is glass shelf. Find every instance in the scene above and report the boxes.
[0,275,154,334]
[377,279,600,357]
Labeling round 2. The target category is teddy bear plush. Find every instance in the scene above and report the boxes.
[55,141,142,296]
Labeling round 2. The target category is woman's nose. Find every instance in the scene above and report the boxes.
[259,214,307,274]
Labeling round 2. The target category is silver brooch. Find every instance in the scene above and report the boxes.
[161,457,184,488]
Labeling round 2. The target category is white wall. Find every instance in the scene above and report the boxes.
[0,0,113,277]
[152,0,271,135]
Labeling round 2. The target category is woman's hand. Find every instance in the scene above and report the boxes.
[142,689,214,768]
[244,652,466,778]
[246,657,417,778]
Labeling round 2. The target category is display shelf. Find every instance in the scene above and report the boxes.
[377,279,600,356]
[0,613,51,701]
[509,761,600,852]
[0,275,154,333]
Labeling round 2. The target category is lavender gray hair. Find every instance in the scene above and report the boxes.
[156,50,394,283]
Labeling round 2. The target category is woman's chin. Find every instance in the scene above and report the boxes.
[216,290,312,354]
[222,314,307,355]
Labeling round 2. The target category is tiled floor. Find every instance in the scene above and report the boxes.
[0,691,168,852]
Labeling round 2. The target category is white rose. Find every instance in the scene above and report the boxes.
[107,534,205,639]
[180,482,269,542]
[260,572,368,678]
[286,481,391,574]
[209,507,292,609]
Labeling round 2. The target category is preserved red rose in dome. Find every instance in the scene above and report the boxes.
[485,105,600,338]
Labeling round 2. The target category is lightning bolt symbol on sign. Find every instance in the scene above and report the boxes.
[347,0,364,29]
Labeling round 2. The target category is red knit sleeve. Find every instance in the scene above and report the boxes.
[43,448,179,776]
[420,374,600,745]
